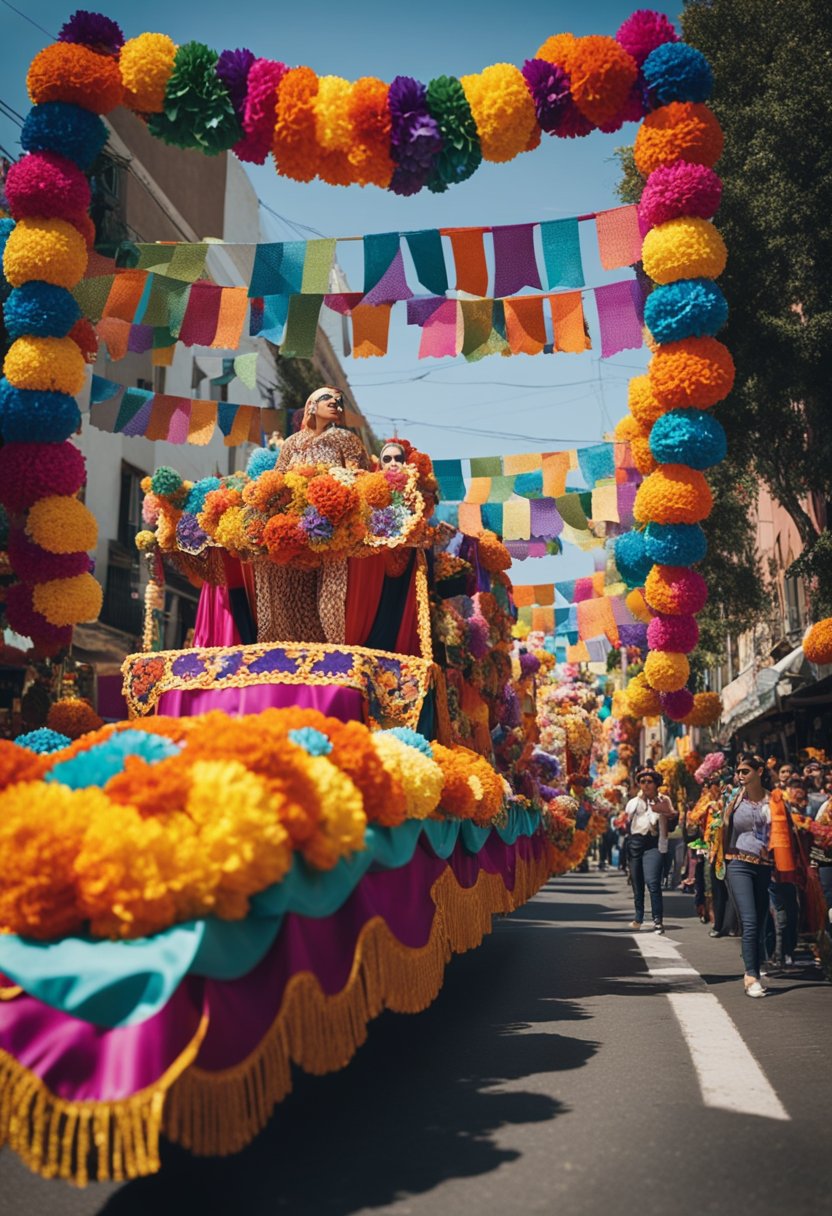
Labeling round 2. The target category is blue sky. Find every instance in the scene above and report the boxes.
[0,0,682,583]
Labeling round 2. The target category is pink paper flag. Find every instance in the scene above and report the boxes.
[595,205,642,270]
[362,250,413,305]
[595,280,644,358]
[418,299,460,359]
[167,399,191,444]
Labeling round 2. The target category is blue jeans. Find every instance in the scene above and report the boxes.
[726,859,771,978]
[768,879,798,961]
[629,836,664,925]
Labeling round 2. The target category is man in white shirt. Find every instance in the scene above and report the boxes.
[625,767,676,933]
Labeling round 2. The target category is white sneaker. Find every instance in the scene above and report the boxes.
[744,980,767,998]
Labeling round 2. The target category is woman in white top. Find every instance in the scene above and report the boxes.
[625,767,676,934]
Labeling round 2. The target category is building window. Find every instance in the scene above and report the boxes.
[117,461,145,550]
[784,574,806,636]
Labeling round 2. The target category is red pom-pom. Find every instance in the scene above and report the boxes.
[0,442,86,513]
[7,531,93,583]
[4,152,91,223]
[5,582,73,647]
[661,688,695,721]
[647,613,699,653]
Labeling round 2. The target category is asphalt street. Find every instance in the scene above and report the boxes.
[2,868,831,1216]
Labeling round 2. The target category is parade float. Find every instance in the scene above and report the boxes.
[0,7,728,1185]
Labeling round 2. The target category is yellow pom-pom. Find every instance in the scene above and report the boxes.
[683,691,722,727]
[644,649,690,692]
[628,374,667,428]
[460,64,538,163]
[803,617,832,666]
[3,217,87,289]
[119,32,177,113]
[634,465,713,525]
[626,588,653,623]
[4,335,86,395]
[631,435,657,475]
[614,414,642,442]
[26,497,98,554]
[315,75,353,150]
[32,572,103,627]
[642,217,727,285]
[626,673,662,717]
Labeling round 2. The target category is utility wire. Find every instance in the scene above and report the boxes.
[0,0,54,40]
[0,97,24,126]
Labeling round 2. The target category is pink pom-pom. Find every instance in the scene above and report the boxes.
[7,530,92,583]
[694,750,725,785]
[233,58,287,164]
[616,10,679,66]
[647,612,699,653]
[5,581,73,648]
[661,688,694,720]
[4,152,91,223]
[0,442,86,514]
[645,564,709,615]
[639,162,723,233]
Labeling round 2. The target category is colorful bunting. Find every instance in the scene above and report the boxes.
[594,205,642,271]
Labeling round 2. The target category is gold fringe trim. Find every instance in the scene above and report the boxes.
[0,1008,208,1187]
[163,849,550,1160]
[0,847,549,1183]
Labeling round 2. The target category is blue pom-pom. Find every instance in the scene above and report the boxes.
[245,447,278,479]
[644,522,708,567]
[15,727,71,754]
[0,217,14,261]
[21,102,108,170]
[513,470,544,499]
[642,42,714,105]
[614,530,653,589]
[184,476,222,515]
[382,727,434,758]
[644,279,728,344]
[649,409,727,469]
[46,729,181,790]
[288,726,333,756]
[0,380,82,443]
[4,282,81,340]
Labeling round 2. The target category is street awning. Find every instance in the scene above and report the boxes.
[720,646,808,732]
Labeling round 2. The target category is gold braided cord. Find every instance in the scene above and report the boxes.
[0,848,549,1183]
[414,549,433,662]
[0,1007,209,1188]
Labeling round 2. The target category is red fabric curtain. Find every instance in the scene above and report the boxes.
[344,554,387,646]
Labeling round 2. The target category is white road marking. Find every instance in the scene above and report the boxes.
[630,932,790,1122]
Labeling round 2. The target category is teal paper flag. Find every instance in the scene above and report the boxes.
[405,230,449,296]
[481,503,504,534]
[540,219,585,290]
[577,443,615,487]
[363,233,401,295]
[433,459,466,502]
[250,242,306,298]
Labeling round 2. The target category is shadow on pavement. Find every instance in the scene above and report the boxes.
[99,907,599,1216]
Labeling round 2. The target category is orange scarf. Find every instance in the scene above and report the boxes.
[769,788,797,881]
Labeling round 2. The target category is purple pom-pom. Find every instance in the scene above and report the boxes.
[58,10,124,55]
[520,651,541,678]
[521,59,572,133]
[216,48,256,121]
[639,162,723,233]
[175,513,210,553]
[647,613,699,654]
[388,76,442,196]
[616,9,678,66]
[660,688,694,721]
[618,623,648,649]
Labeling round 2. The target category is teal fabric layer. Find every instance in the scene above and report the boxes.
[0,810,540,1029]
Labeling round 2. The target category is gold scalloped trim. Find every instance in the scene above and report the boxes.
[0,1006,209,1187]
[163,850,550,1159]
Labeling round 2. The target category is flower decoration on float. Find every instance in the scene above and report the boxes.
[46,696,103,740]
[802,618,832,667]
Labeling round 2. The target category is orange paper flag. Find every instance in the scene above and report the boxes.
[95,317,129,361]
[532,605,555,632]
[549,292,590,353]
[444,227,489,297]
[213,287,249,349]
[504,295,547,355]
[465,477,492,504]
[103,271,147,322]
[542,452,570,496]
[457,502,483,536]
[595,205,642,270]
[187,400,217,445]
[145,395,179,441]
[351,303,392,357]
[567,641,591,663]
[533,585,555,605]
[512,585,537,608]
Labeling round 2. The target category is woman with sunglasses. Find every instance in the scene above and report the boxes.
[722,752,773,997]
[625,767,677,933]
[255,387,370,644]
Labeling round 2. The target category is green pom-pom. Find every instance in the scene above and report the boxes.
[425,75,482,193]
[147,42,242,155]
[151,466,184,496]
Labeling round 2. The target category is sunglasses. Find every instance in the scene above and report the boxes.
[314,392,343,408]
[638,776,655,784]
[736,767,753,774]
[381,452,405,464]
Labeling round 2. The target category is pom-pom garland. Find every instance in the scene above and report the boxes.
[626,587,653,624]
[644,648,689,692]
[566,36,637,127]
[614,529,653,588]
[634,102,723,176]
[0,382,81,443]
[802,618,832,666]
[58,11,124,56]
[627,374,667,428]
[644,564,708,616]
[641,216,727,285]
[272,66,320,184]
[4,152,92,224]
[5,583,74,648]
[25,495,98,554]
[643,521,707,566]
[647,612,699,653]
[33,572,104,627]
[626,672,663,717]
[0,441,86,514]
[20,102,108,170]
[7,529,92,583]
[660,687,695,721]
[682,691,722,728]
[649,336,735,409]
[426,75,481,192]
[388,75,443,195]
[615,10,678,66]
[3,334,87,396]
[642,42,713,105]
[147,42,242,155]
[234,58,287,165]
[119,32,177,113]
[216,48,255,121]
[460,64,538,164]
[347,76,394,188]
[3,282,81,340]
[634,464,713,525]
[643,278,728,344]
[649,409,727,469]
[3,217,88,290]
[638,162,722,231]
[27,42,124,113]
